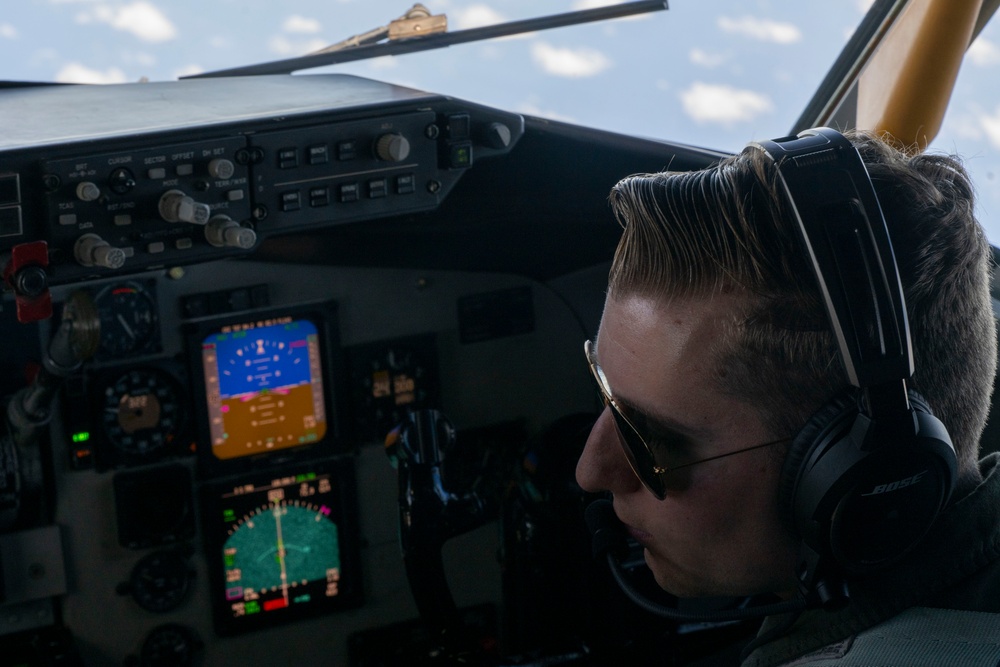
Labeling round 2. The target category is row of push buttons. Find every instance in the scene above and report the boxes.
[148,164,195,179]
[278,141,358,169]
[57,197,241,228]
[146,237,194,254]
[87,236,197,258]
[280,174,416,212]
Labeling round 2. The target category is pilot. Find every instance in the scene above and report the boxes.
[576,129,1000,665]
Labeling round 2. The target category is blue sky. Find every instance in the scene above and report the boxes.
[2,1,999,241]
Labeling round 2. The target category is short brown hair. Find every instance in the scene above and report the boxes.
[606,131,996,476]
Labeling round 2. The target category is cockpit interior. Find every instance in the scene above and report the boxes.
[1,1,998,665]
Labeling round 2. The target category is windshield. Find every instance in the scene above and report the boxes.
[1,1,997,240]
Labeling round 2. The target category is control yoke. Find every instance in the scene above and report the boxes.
[384,409,493,653]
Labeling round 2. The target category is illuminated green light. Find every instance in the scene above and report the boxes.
[71,432,90,443]
[245,600,261,615]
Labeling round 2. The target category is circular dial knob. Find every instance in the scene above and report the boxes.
[205,216,256,249]
[74,233,126,269]
[207,158,235,180]
[76,181,101,202]
[375,133,411,162]
[108,168,136,194]
[158,189,211,225]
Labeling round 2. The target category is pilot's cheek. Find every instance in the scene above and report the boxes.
[576,408,641,495]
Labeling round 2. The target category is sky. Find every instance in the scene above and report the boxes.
[1,0,999,241]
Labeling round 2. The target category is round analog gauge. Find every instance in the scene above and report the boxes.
[127,549,194,613]
[93,280,158,358]
[139,623,203,667]
[223,499,342,611]
[101,368,185,459]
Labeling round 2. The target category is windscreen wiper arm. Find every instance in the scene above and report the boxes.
[309,4,448,56]
[185,1,668,79]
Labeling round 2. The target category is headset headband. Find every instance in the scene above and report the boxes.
[748,128,912,391]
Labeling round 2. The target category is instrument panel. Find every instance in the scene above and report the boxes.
[4,255,602,666]
[0,74,522,290]
[0,73,539,665]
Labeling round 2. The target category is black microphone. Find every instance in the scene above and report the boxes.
[585,499,807,622]
[584,496,629,560]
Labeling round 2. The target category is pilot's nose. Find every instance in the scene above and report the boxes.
[576,407,642,495]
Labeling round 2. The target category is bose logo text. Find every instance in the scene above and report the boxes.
[860,470,927,497]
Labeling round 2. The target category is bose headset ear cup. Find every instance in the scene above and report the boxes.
[777,391,859,538]
[781,388,956,574]
[825,390,955,572]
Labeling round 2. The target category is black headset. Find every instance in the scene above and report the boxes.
[747,128,957,603]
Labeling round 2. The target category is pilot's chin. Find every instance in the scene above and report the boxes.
[644,552,704,598]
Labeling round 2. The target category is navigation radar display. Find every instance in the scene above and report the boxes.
[204,463,363,635]
[222,474,340,619]
[201,317,326,460]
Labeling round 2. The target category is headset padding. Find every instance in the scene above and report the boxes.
[778,390,859,529]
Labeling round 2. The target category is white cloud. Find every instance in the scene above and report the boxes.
[517,99,578,124]
[283,15,321,34]
[945,115,984,142]
[981,106,1000,149]
[76,2,176,43]
[172,64,204,79]
[572,0,625,8]
[1,23,17,39]
[449,4,536,40]
[267,34,328,57]
[856,0,876,13]
[531,41,611,78]
[680,82,773,126]
[55,62,128,84]
[366,56,398,70]
[689,48,726,68]
[718,16,801,44]
[122,50,155,67]
[968,38,1000,67]
[451,5,505,30]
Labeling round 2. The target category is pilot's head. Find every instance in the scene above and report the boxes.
[576,130,995,598]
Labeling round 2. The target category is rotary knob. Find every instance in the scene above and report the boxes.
[158,190,211,225]
[205,216,256,249]
[207,158,235,180]
[74,233,126,269]
[375,133,411,162]
[76,181,101,202]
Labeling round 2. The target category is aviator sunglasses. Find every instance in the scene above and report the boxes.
[585,339,790,500]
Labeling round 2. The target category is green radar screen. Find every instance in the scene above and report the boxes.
[223,497,341,615]
[205,464,363,635]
